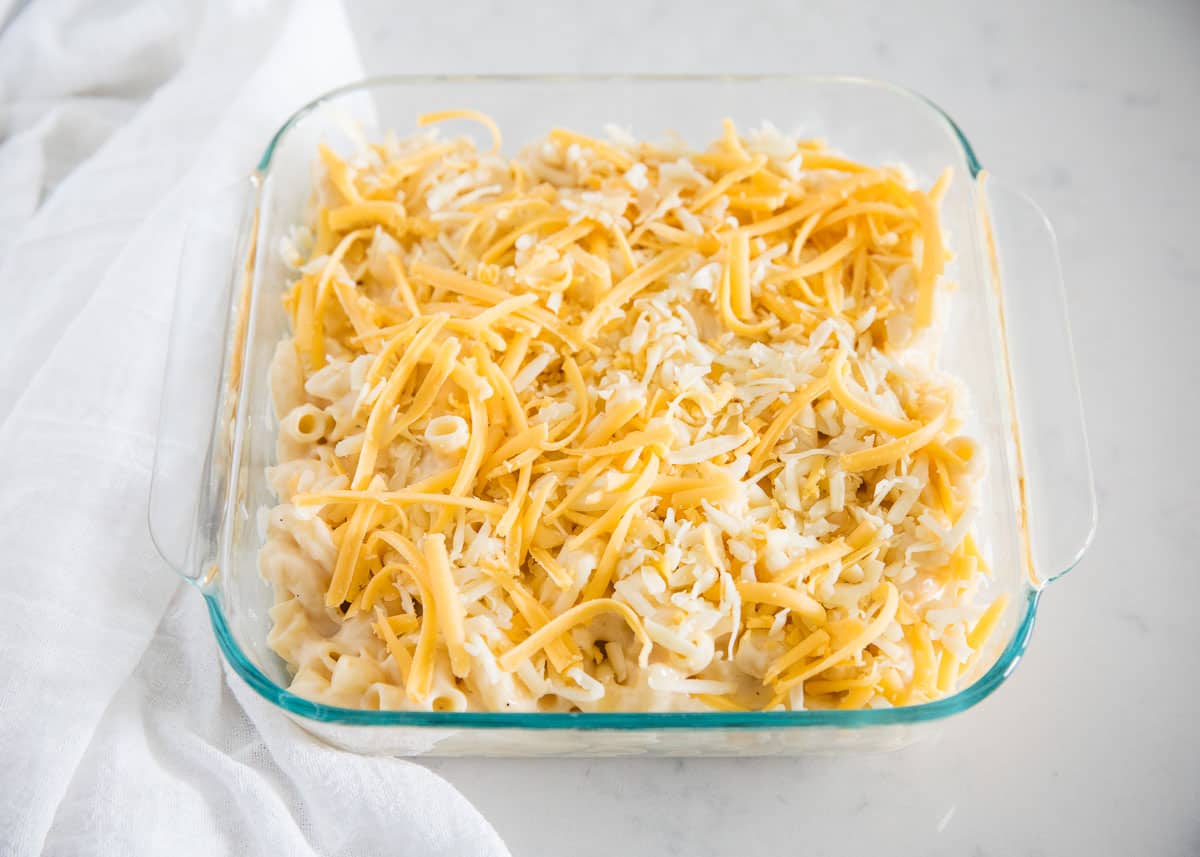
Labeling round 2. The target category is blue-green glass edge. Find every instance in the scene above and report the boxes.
[207,588,1039,728]
[232,74,1020,730]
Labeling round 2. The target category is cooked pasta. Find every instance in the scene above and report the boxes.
[258,114,1002,713]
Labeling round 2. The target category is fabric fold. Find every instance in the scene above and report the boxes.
[0,1,508,854]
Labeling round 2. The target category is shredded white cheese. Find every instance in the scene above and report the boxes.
[259,114,1001,714]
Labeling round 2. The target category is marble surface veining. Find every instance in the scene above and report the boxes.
[345,1,1200,853]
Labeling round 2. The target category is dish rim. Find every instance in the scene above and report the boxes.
[213,73,1047,730]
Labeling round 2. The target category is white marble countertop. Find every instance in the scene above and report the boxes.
[346,1,1200,853]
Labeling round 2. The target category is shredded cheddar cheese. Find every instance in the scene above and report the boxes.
[259,114,1004,715]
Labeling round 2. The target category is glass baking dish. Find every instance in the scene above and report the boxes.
[149,76,1096,756]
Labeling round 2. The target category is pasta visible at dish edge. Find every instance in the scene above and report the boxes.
[258,114,1006,714]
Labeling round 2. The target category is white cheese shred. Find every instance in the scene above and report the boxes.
[260,116,998,715]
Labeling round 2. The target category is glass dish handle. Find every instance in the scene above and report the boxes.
[149,177,259,584]
[980,173,1098,586]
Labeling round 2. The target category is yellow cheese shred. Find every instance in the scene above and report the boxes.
[726,230,757,322]
[741,173,890,239]
[496,463,531,537]
[954,593,1011,683]
[912,189,945,329]
[407,574,439,702]
[549,128,634,170]
[581,496,651,602]
[579,247,692,338]
[353,563,407,614]
[735,581,826,628]
[446,363,490,498]
[827,350,913,436]
[497,598,652,673]
[353,314,448,489]
[907,622,937,699]
[770,539,850,586]
[774,583,899,694]
[373,612,413,684]
[318,144,361,204]
[717,242,772,337]
[410,261,585,349]
[328,201,406,235]
[483,424,550,477]
[579,399,642,449]
[391,338,460,436]
[748,377,830,472]
[418,108,502,154]
[936,646,959,693]
[529,546,573,590]
[325,499,380,608]
[762,629,831,685]
[293,490,506,516]
[693,693,750,712]
[486,568,582,673]
[840,406,949,473]
[566,455,661,550]
[422,533,470,678]
[690,154,768,213]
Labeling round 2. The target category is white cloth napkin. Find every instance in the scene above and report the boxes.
[0,2,509,854]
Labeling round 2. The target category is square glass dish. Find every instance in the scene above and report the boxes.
[149,76,1095,756]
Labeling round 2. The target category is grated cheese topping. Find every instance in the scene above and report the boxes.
[260,114,1002,713]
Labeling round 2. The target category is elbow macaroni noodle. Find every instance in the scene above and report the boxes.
[259,114,1004,713]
